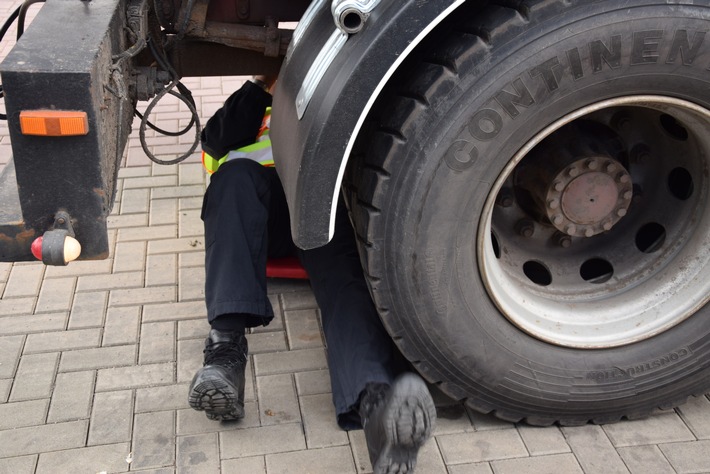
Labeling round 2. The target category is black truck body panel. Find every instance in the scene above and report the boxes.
[271,0,462,249]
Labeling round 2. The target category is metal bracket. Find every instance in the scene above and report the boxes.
[264,17,280,58]
[39,211,78,266]
[51,211,75,237]
[132,66,171,101]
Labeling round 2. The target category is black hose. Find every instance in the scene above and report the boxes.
[137,36,201,165]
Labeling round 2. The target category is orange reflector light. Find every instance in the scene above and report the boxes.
[19,110,89,136]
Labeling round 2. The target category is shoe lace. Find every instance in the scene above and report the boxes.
[203,340,247,369]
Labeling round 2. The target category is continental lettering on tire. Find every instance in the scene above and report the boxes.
[425,250,453,316]
[586,348,692,382]
[443,28,708,172]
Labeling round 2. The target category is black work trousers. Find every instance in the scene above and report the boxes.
[201,159,401,428]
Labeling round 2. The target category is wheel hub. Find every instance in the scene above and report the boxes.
[479,96,710,348]
[546,158,633,237]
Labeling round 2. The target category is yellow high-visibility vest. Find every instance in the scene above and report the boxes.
[202,108,273,174]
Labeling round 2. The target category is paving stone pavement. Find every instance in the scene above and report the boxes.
[1,2,710,473]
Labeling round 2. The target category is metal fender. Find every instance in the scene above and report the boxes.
[271,0,464,249]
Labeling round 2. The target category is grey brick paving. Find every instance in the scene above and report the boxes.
[221,456,266,474]
[617,445,675,474]
[47,370,95,422]
[35,442,131,474]
[24,328,101,354]
[561,425,630,474]
[139,321,176,364]
[0,379,11,403]
[0,455,37,474]
[96,362,174,391]
[0,334,23,378]
[220,423,307,458]
[0,297,35,316]
[437,429,529,464]
[68,290,108,328]
[0,420,88,457]
[34,277,75,313]
[88,390,134,445]
[257,373,301,426]
[3,265,44,298]
[659,439,710,473]
[0,399,48,430]
[132,411,176,470]
[59,344,137,372]
[1,71,709,474]
[177,433,221,473]
[10,352,58,401]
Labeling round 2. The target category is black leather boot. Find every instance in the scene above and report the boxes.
[188,329,248,421]
[359,373,437,473]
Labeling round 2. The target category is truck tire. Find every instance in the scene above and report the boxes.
[347,0,710,425]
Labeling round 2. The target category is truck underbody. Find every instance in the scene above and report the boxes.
[0,0,709,425]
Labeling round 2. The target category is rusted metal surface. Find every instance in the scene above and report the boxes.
[164,39,284,77]
[0,161,35,261]
[197,21,292,57]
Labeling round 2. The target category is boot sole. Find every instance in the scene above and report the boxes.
[373,373,436,474]
[188,369,244,421]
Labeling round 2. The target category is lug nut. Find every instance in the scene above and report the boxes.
[617,208,627,217]
[496,188,514,208]
[552,215,564,226]
[553,180,565,192]
[602,220,613,231]
[568,167,580,177]
[584,227,595,237]
[623,190,633,200]
[617,173,630,184]
[585,159,599,170]
[548,199,560,210]
[630,144,651,163]
[554,232,572,248]
[606,162,617,173]
[515,219,535,238]
[564,224,576,235]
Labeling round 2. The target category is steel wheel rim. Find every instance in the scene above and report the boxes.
[478,95,710,348]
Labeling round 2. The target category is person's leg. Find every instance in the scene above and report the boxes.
[298,198,436,473]
[298,199,399,427]
[202,159,284,329]
[189,160,294,420]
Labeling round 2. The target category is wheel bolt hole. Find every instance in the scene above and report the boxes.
[635,222,666,253]
[580,258,613,284]
[491,232,501,259]
[668,167,694,200]
[523,261,552,286]
[660,114,689,141]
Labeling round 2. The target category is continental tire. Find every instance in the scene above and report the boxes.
[347,0,710,425]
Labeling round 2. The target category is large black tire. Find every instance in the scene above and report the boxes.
[347,0,710,425]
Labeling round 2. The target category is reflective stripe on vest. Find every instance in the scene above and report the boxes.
[202,140,274,174]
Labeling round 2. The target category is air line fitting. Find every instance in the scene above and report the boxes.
[331,0,381,34]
